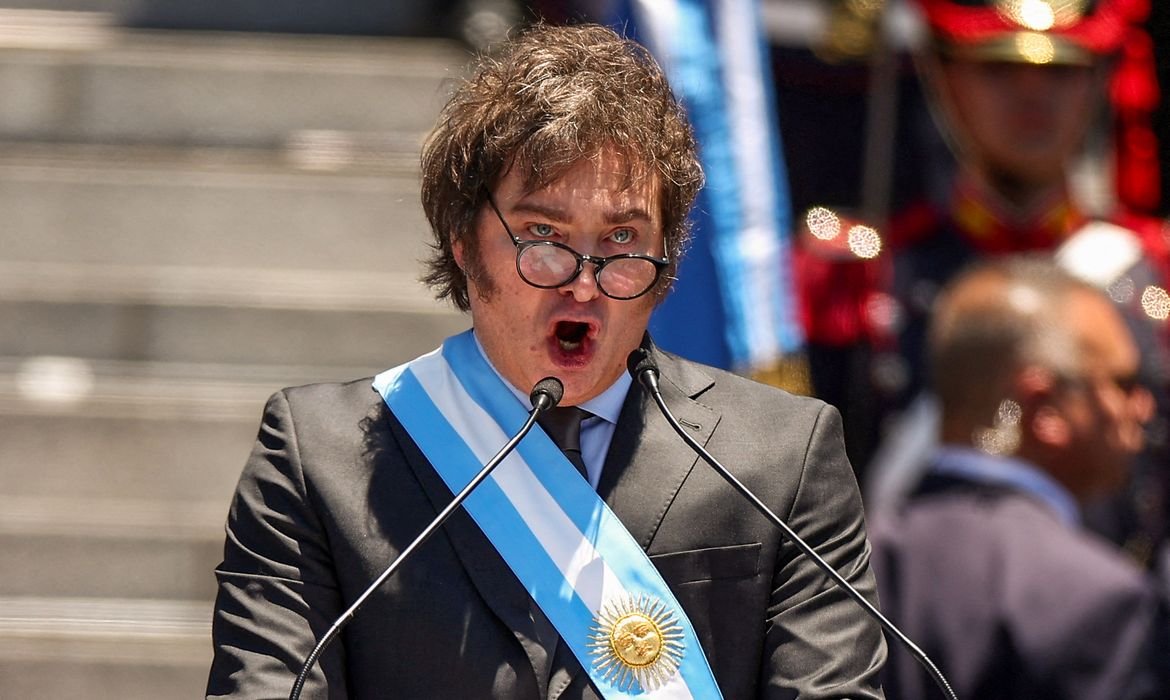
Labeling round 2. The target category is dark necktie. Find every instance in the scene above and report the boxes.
[537,406,591,482]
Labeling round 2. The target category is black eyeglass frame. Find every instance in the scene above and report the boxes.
[486,195,670,301]
[1057,369,1146,398]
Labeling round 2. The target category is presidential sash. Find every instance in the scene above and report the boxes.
[372,330,723,699]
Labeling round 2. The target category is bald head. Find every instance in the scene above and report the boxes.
[934,260,1085,414]
[929,256,1149,498]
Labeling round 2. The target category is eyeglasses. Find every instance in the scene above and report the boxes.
[1059,370,1145,398]
[1108,371,1143,396]
[487,196,668,301]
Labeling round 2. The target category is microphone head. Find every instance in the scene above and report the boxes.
[626,348,659,384]
[530,376,564,409]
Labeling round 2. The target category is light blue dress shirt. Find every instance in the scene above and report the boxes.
[931,445,1081,527]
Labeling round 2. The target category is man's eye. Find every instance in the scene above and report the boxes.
[611,229,634,244]
[529,223,556,238]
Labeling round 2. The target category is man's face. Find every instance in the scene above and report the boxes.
[454,149,663,406]
[1057,292,1153,497]
[932,57,1099,189]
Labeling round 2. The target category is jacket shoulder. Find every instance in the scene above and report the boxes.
[660,350,834,424]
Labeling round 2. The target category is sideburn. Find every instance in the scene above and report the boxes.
[458,236,498,304]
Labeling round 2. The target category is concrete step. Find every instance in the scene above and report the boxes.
[0,23,468,146]
[0,527,223,600]
[0,2,492,39]
[0,597,210,700]
[0,658,209,700]
[1,396,262,602]
[0,409,258,504]
[0,3,127,13]
[0,360,335,602]
[0,357,411,501]
[0,296,467,367]
[0,142,436,273]
[0,19,474,699]
[0,258,452,312]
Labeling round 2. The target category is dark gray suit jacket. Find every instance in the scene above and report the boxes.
[206,344,886,699]
[871,472,1170,700]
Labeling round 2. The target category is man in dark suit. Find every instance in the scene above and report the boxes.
[206,23,886,699]
[871,257,1170,699]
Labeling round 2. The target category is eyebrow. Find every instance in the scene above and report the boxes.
[509,200,654,226]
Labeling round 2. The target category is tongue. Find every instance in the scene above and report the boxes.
[555,321,589,350]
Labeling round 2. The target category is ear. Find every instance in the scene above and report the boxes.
[452,235,466,271]
[1031,405,1071,448]
[1015,368,1069,448]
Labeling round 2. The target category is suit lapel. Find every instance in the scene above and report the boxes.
[599,344,719,547]
[549,344,720,698]
[384,413,552,698]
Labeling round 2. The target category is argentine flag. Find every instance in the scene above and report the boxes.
[606,0,803,377]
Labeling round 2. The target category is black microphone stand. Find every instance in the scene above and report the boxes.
[287,377,564,700]
[629,352,958,700]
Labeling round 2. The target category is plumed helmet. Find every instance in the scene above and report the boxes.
[914,0,1146,65]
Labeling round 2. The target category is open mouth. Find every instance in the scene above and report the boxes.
[554,321,590,352]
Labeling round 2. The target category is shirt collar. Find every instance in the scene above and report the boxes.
[931,445,1081,527]
[472,332,630,426]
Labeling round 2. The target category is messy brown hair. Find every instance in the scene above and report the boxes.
[420,22,703,310]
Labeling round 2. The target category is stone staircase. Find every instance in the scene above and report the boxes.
[0,10,471,699]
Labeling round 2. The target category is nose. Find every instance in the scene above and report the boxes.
[1130,385,1155,425]
[560,261,601,302]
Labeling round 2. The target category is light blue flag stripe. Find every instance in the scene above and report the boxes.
[624,0,804,369]
[715,0,802,358]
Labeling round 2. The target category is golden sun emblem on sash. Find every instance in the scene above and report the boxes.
[587,595,685,692]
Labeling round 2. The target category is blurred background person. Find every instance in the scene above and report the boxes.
[794,0,1170,567]
[870,256,1170,700]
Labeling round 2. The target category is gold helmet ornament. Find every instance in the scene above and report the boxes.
[915,0,1142,65]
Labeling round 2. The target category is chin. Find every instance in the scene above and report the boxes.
[559,382,595,406]
[559,372,608,405]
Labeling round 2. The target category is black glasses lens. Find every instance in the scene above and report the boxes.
[516,242,661,299]
[1113,372,1142,395]
[517,244,578,287]
[597,258,659,299]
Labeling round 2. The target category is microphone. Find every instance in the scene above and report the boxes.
[288,376,565,700]
[626,349,958,700]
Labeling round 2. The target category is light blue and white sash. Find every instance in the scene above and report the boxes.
[372,330,722,699]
